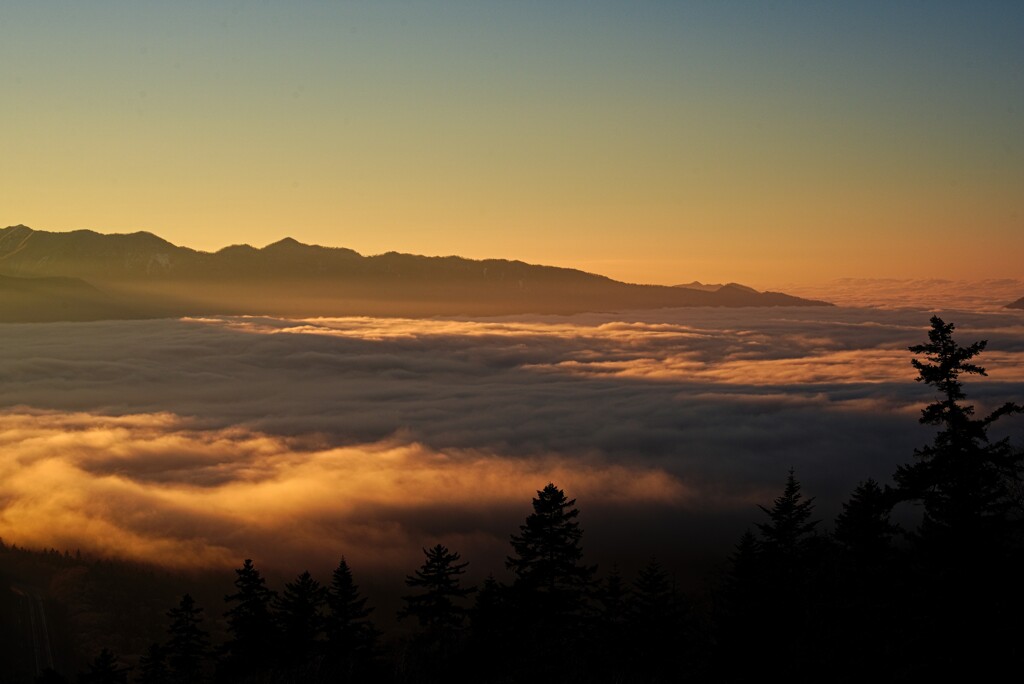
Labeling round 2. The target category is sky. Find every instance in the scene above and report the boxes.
[2,1,1023,287]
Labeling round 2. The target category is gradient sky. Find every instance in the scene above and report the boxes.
[2,1,1022,287]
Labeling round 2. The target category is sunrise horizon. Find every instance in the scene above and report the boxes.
[2,2,1023,681]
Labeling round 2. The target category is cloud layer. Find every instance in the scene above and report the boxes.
[1,305,1022,579]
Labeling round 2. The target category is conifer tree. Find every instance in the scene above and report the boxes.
[631,558,679,629]
[895,316,1024,553]
[834,478,898,560]
[890,316,1024,678]
[399,544,474,634]
[81,649,126,684]
[469,574,505,638]
[466,574,509,675]
[222,559,279,671]
[595,566,630,631]
[165,594,209,684]
[718,529,763,638]
[631,559,687,677]
[588,567,632,680]
[724,529,761,599]
[506,483,595,619]
[756,468,819,558]
[275,571,326,663]
[325,557,377,657]
[136,643,169,684]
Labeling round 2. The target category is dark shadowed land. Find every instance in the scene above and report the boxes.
[0,225,830,322]
[1008,296,1024,310]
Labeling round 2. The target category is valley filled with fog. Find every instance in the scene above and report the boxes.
[2,304,1022,585]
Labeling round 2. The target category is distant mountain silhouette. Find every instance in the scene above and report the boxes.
[0,225,832,321]
[1008,296,1024,310]
[675,281,759,294]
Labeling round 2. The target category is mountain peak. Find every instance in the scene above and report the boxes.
[264,237,307,250]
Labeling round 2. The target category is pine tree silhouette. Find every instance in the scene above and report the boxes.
[399,544,474,634]
[756,468,819,558]
[325,557,377,658]
[892,316,1024,678]
[136,643,169,684]
[80,649,126,684]
[275,570,326,667]
[506,483,595,618]
[631,559,687,678]
[595,566,630,632]
[222,559,279,674]
[895,315,1024,555]
[834,478,898,560]
[321,558,378,682]
[165,594,209,684]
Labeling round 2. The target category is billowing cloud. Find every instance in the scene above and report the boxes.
[1,305,1022,580]
[0,409,695,577]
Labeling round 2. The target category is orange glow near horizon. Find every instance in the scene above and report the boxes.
[2,4,1022,289]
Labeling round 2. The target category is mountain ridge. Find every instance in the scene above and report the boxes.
[0,225,832,321]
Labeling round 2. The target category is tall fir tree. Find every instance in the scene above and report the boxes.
[136,643,169,684]
[506,483,595,619]
[275,571,326,665]
[756,468,819,558]
[222,559,279,673]
[80,649,126,684]
[834,478,898,561]
[325,557,377,656]
[895,316,1024,555]
[165,594,209,684]
[890,316,1024,678]
[399,544,474,634]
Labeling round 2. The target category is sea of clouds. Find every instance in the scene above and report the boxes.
[1,305,1023,585]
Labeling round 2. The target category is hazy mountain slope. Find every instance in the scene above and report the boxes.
[1008,296,1024,310]
[0,225,832,320]
[0,273,144,322]
[675,281,759,294]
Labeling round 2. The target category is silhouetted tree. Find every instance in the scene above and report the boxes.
[399,544,473,634]
[895,315,1024,556]
[165,594,209,684]
[80,649,127,684]
[722,529,761,604]
[834,478,898,560]
[595,566,630,633]
[468,573,505,640]
[715,528,763,677]
[506,483,595,622]
[588,567,632,681]
[325,557,376,653]
[275,570,326,666]
[221,559,279,676]
[504,483,596,679]
[466,574,510,677]
[891,316,1024,678]
[756,468,819,559]
[136,643,169,684]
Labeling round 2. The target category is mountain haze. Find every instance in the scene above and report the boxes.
[1008,296,1024,310]
[0,225,831,321]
